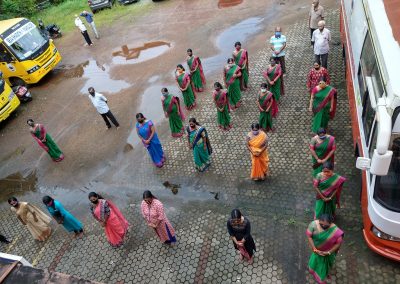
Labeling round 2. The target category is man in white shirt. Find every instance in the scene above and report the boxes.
[311,20,331,69]
[74,15,93,46]
[88,87,120,129]
[269,26,287,74]
[309,0,325,39]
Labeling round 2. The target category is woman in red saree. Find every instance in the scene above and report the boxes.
[176,64,196,110]
[89,192,129,248]
[307,62,331,94]
[263,58,284,102]
[186,49,206,92]
[27,119,64,162]
[232,42,249,91]
[309,79,337,133]
[141,190,176,245]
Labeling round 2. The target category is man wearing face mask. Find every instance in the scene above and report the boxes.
[87,87,120,129]
[311,20,331,69]
[309,0,325,39]
[270,26,287,74]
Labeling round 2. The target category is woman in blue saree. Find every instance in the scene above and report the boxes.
[42,196,83,237]
[136,113,165,168]
[187,118,212,172]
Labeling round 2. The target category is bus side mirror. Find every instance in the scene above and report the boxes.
[356,150,393,176]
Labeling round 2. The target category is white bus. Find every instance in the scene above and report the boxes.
[341,0,400,261]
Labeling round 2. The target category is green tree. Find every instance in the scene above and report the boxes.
[1,0,36,19]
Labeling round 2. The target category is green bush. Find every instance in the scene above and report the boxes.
[1,0,36,18]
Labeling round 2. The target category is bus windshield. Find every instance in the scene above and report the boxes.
[3,21,47,61]
[374,137,400,212]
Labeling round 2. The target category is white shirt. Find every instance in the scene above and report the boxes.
[89,92,109,114]
[312,28,331,55]
[74,17,87,32]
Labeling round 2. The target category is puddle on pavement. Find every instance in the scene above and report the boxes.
[148,75,160,84]
[218,0,243,8]
[202,17,264,75]
[57,60,131,94]
[0,170,37,201]
[125,84,181,148]
[112,41,171,65]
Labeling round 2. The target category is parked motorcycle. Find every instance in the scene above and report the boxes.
[12,85,32,103]
[38,20,62,39]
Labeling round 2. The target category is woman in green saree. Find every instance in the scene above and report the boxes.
[187,118,212,172]
[313,162,346,219]
[309,78,337,133]
[310,128,336,177]
[186,49,206,92]
[224,58,242,110]
[27,119,64,162]
[161,87,185,137]
[263,57,284,102]
[306,214,344,284]
[212,82,232,131]
[257,83,278,132]
[176,64,196,110]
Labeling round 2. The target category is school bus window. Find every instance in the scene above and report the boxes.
[362,90,375,146]
[0,45,12,62]
[360,32,384,98]
[374,136,400,213]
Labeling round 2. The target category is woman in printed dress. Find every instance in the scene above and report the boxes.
[141,190,176,245]
[307,62,330,94]
[224,58,242,109]
[8,197,52,241]
[89,192,129,248]
[27,119,64,162]
[212,82,232,131]
[307,214,344,284]
[176,64,196,110]
[186,49,206,92]
[136,113,165,168]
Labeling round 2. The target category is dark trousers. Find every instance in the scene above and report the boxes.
[315,53,328,69]
[310,28,316,39]
[100,111,119,128]
[274,56,286,74]
[81,30,92,45]
[0,234,10,243]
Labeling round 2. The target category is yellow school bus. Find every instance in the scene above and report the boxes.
[0,18,62,86]
[0,75,20,122]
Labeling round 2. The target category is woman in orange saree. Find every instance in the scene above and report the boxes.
[246,123,269,181]
[89,192,129,248]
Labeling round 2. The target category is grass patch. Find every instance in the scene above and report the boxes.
[31,0,153,34]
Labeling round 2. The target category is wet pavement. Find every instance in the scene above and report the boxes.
[0,0,400,283]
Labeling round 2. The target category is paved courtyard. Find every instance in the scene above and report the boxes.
[1,8,399,284]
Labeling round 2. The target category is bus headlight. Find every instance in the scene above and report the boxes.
[372,226,400,242]
[27,65,40,74]
[8,90,15,100]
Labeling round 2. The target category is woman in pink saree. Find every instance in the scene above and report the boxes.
[89,192,129,248]
[141,190,176,245]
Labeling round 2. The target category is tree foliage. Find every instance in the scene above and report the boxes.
[0,0,37,19]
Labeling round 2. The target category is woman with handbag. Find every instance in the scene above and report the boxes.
[42,196,83,237]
